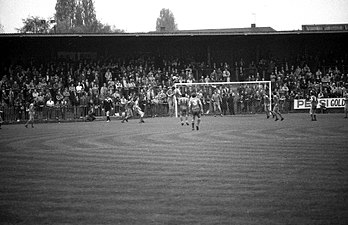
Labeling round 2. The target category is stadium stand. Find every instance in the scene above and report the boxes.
[0,54,347,123]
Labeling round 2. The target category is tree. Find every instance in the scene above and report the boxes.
[55,0,76,23]
[54,0,123,33]
[17,16,51,33]
[156,8,178,32]
[55,0,77,32]
[80,0,97,28]
[74,0,83,27]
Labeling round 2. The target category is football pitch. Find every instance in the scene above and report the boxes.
[0,113,347,225]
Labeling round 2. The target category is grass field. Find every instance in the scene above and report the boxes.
[0,113,347,225]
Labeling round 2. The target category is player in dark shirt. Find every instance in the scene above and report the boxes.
[104,97,113,122]
[272,92,284,121]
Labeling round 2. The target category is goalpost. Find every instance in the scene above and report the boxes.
[173,81,272,117]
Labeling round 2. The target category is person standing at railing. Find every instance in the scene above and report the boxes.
[234,92,241,114]
[227,91,235,115]
[60,98,68,120]
[46,97,55,120]
[221,93,228,115]
[166,86,175,117]
[72,93,80,119]
[212,89,223,117]
[0,108,3,129]
[223,68,231,82]
[79,92,89,118]
[343,91,348,118]
[254,90,262,113]
[157,88,167,116]
[36,93,45,120]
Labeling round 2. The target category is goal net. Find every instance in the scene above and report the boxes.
[173,81,272,117]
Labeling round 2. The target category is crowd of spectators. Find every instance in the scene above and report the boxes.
[0,53,347,121]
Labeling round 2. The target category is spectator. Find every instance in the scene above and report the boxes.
[105,69,112,82]
[223,68,231,82]
[46,97,55,119]
[100,83,108,99]
[76,82,83,97]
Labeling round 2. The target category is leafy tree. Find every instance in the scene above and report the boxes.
[54,0,123,33]
[156,8,178,32]
[55,0,77,32]
[81,0,97,28]
[17,0,124,34]
[17,16,50,33]
[74,0,84,27]
[55,0,76,25]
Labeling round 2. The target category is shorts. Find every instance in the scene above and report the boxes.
[29,112,35,120]
[213,102,220,109]
[273,105,280,114]
[138,110,145,117]
[135,108,144,117]
[192,110,201,118]
[180,109,187,116]
[119,105,126,112]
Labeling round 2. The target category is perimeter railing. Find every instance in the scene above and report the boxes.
[1,99,339,124]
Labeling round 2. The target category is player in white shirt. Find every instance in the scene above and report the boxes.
[132,96,145,123]
[120,95,129,123]
[189,93,203,130]
[25,102,35,128]
[263,93,272,119]
[178,93,189,126]
[211,90,223,117]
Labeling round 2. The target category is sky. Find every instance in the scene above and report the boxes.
[0,0,348,33]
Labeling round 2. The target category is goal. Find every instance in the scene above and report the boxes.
[173,81,272,117]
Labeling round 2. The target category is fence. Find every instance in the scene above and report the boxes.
[201,98,294,116]
[1,99,302,124]
[3,98,344,124]
[0,102,171,124]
